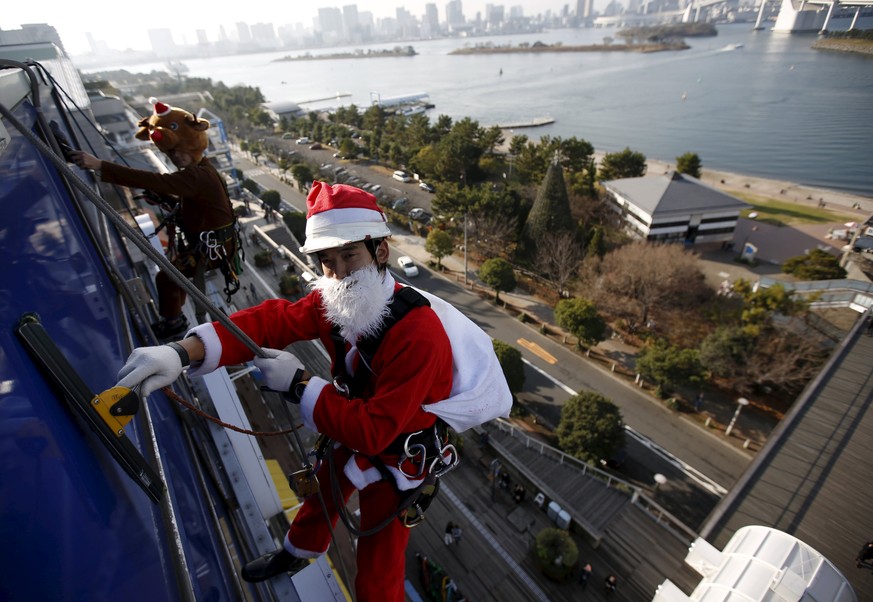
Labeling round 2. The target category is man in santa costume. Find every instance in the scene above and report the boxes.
[115,182,454,601]
[72,98,237,339]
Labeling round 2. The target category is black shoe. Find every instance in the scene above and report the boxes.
[151,316,188,341]
[241,548,308,582]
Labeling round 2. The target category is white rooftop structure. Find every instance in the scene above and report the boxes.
[654,525,856,601]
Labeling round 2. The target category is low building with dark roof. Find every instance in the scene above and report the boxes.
[603,171,750,246]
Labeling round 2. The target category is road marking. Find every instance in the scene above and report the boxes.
[517,338,557,364]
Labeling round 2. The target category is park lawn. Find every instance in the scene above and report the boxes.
[735,194,855,227]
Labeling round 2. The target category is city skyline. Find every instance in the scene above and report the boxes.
[1,0,587,56]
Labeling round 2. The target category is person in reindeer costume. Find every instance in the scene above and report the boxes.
[111,182,512,601]
[73,97,238,339]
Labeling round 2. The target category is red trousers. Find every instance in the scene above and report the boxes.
[287,446,410,602]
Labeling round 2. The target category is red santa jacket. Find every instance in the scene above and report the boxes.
[189,279,454,490]
[101,158,234,236]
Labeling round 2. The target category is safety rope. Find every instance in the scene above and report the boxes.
[160,386,301,437]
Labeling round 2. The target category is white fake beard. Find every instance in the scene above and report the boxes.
[312,263,392,344]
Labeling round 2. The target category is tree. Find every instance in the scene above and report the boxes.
[586,225,606,259]
[555,392,625,464]
[282,211,306,244]
[424,229,454,269]
[523,156,574,250]
[783,249,847,280]
[278,156,293,181]
[241,178,261,196]
[478,258,516,303]
[260,189,281,211]
[732,280,807,336]
[598,147,647,181]
[636,339,705,396]
[676,152,702,179]
[554,298,607,348]
[492,339,525,395]
[535,231,583,297]
[534,528,578,580]
[338,138,358,159]
[290,164,314,192]
[588,242,710,331]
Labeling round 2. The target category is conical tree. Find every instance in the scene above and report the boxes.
[523,154,573,257]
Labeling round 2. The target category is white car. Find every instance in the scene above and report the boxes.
[396,256,419,278]
[296,137,311,144]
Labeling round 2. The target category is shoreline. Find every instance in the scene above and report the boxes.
[637,155,873,215]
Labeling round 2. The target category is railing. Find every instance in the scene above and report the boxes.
[756,277,873,313]
[490,418,698,542]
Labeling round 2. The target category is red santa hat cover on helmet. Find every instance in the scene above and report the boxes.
[299,181,391,254]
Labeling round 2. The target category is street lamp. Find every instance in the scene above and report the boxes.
[725,397,749,437]
[653,473,667,492]
[463,212,468,285]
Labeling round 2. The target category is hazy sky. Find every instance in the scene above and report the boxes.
[2,0,577,56]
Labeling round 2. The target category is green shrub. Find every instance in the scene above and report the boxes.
[534,528,578,581]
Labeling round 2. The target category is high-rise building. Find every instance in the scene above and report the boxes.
[196,30,209,45]
[342,4,360,38]
[147,28,176,54]
[485,4,505,29]
[446,0,465,31]
[579,0,595,19]
[318,7,344,35]
[423,3,441,36]
[236,22,252,44]
[250,23,278,49]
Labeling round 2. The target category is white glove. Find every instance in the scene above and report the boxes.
[254,348,304,392]
[117,346,184,397]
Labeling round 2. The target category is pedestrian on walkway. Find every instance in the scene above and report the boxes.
[451,523,463,545]
[604,574,618,596]
[695,391,704,412]
[578,563,592,590]
[444,522,455,546]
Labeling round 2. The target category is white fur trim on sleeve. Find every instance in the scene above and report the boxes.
[298,376,328,431]
[184,323,222,378]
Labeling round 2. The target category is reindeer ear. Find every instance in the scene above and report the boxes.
[186,114,210,132]
[135,117,151,140]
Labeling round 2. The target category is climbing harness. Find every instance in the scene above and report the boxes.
[319,285,461,536]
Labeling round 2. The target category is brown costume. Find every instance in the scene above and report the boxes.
[98,98,238,324]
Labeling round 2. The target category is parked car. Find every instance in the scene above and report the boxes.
[369,184,382,195]
[408,208,432,223]
[393,170,412,183]
[392,197,409,211]
[396,256,419,278]
[310,143,323,150]
[296,137,310,144]
[419,181,435,193]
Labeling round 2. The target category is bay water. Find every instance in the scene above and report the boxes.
[84,24,873,196]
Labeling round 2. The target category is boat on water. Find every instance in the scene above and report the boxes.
[495,116,555,129]
[0,41,343,601]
